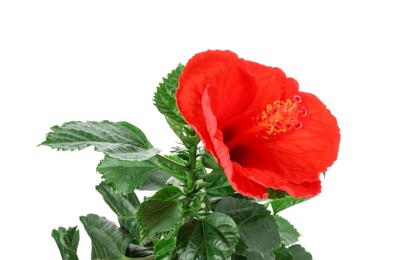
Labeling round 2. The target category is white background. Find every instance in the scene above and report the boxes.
[1,1,399,259]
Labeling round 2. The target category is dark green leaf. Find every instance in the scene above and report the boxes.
[97,156,169,194]
[136,200,183,242]
[125,244,154,258]
[214,197,280,258]
[80,214,132,260]
[165,117,197,148]
[41,121,159,161]
[153,64,199,147]
[271,196,309,214]
[154,238,176,260]
[138,170,170,191]
[151,186,184,201]
[200,151,221,170]
[154,154,188,183]
[274,215,300,245]
[288,244,312,260]
[274,245,293,260]
[136,186,184,241]
[96,183,141,243]
[51,226,80,260]
[267,188,288,199]
[204,169,235,197]
[153,64,186,125]
[234,240,272,260]
[177,213,239,260]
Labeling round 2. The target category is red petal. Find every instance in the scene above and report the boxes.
[232,163,321,198]
[221,61,300,146]
[246,61,300,113]
[202,86,268,199]
[231,163,269,199]
[229,92,340,185]
[177,50,257,154]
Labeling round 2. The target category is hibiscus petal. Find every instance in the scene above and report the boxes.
[232,163,321,198]
[201,86,270,199]
[268,92,340,182]
[286,180,322,198]
[220,61,300,146]
[246,61,300,113]
[177,50,257,148]
[229,92,340,185]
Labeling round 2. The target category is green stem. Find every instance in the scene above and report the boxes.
[184,144,198,194]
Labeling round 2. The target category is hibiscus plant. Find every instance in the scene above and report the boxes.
[41,50,340,260]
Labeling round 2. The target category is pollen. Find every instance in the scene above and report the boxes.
[255,95,306,138]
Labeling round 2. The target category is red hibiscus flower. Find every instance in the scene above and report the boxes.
[176,50,340,199]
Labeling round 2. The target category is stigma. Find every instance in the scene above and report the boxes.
[255,95,307,138]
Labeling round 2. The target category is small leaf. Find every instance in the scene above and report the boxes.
[271,196,309,214]
[200,151,221,170]
[274,245,293,260]
[274,215,300,245]
[177,213,239,260]
[214,197,280,258]
[153,64,186,125]
[274,244,313,260]
[51,226,80,260]
[80,214,133,260]
[288,244,312,260]
[136,186,184,241]
[96,183,141,242]
[154,238,176,260]
[41,121,160,161]
[267,188,289,199]
[151,186,184,201]
[153,64,200,148]
[97,156,169,194]
[204,169,235,197]
[165,116,197,148]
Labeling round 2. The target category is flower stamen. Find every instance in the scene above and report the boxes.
[254,95,305,139]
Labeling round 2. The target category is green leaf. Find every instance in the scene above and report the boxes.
[288,244,312,260]
[51,226,80,260]
[153,64,186,125]
[204,169,235,197]
[96,183,141,243]
[214,197,280,258]
[125,244,154,258]
[233,240,272,260]
[274,244,313,260]
[151,186,184,201]
[267,188,288,199]
[136,186,184,241]
[97,156,169,194]
[154,238,176,260]
[200,151,221,170]
[274,215,300,245]
[153,64,199,147]
[177,213,239,260]
[41,121,160,161]
[165,116,197,148]
[80,214,132,260]
[138,170,170,191]
[274,245,293,260]
[271,196,309,214]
